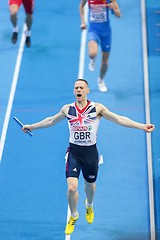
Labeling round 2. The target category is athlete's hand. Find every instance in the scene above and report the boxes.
[144,124,155,133]
[107,2,117,10]
[107,2,122,17]
[80,22,87,30]
[22,124,33,133]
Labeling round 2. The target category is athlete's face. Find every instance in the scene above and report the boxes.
[74,81,90,102]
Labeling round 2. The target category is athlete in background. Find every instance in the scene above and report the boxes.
[8,0,34,47]
[22,79,155,235]
[80,0,121,92]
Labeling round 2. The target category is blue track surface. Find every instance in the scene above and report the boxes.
[0,0,158,239]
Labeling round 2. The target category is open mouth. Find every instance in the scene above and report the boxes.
[77,94,82,97]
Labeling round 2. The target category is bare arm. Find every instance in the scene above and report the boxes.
[96,103,155,133]
[22,104,69,133]
[80,0,87,30]
[108,0,121,17]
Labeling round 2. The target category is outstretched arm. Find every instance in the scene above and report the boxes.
[80,0,87,30]
[96,103,155,133]
[22,104,69,133]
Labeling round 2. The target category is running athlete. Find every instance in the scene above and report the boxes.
[22,79,155,235]
[79,0,121,92]
[8,0,34,47]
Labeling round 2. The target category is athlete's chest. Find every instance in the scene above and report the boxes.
[67,104,97,126]
[88,0,109,23]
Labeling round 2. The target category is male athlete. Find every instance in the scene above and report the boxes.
[22,79,155,235]
[8,0,34,47]
[80,0,121,92]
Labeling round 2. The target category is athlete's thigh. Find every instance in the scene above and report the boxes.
[82,161,99,183]
[23,0,34,14]
[65,151,81,179]
[88,31,100,55]
[82,146,99,183]
[9,0,22,7]
[88,31,100,45]
[100,30,112,52]
[8,0,21,13]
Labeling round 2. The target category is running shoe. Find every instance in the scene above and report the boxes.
[65,213,79,235]
[88,60,95,71]
[85,200,94,224]
[98,79,108,92]
[25,36,31,48]
[11,32,18,44]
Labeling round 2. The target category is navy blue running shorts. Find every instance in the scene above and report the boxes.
[65,143,99,183]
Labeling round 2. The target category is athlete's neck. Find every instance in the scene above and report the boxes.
[76,100,88,109]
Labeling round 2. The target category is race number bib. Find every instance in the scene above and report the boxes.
[90,4,107,23]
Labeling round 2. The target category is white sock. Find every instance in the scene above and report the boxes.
[71,211,78,218]
[86,199,93,208]
[98,77,103,83]
[13,26,19,33]
[90,58,95,64]
[25,30,31,37]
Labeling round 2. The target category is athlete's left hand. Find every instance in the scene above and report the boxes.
[144,124,155,133]
[107,2,117,10]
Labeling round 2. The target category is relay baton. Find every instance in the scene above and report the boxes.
[13,117,33,137]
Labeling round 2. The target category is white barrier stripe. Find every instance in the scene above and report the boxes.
[78,4,88,79]
[0,24,26,163]
[141,1,155,239]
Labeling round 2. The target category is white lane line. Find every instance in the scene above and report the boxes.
[141,1,155,240]
[78,4,88,79]
[65,205,71,240]
[0,24,26,162]
[65,4,88,240]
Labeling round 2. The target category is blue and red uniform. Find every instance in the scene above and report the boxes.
[88,0,111,52]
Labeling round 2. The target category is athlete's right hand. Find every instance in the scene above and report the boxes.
[22,125,32,133]
[80,22,87,30]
